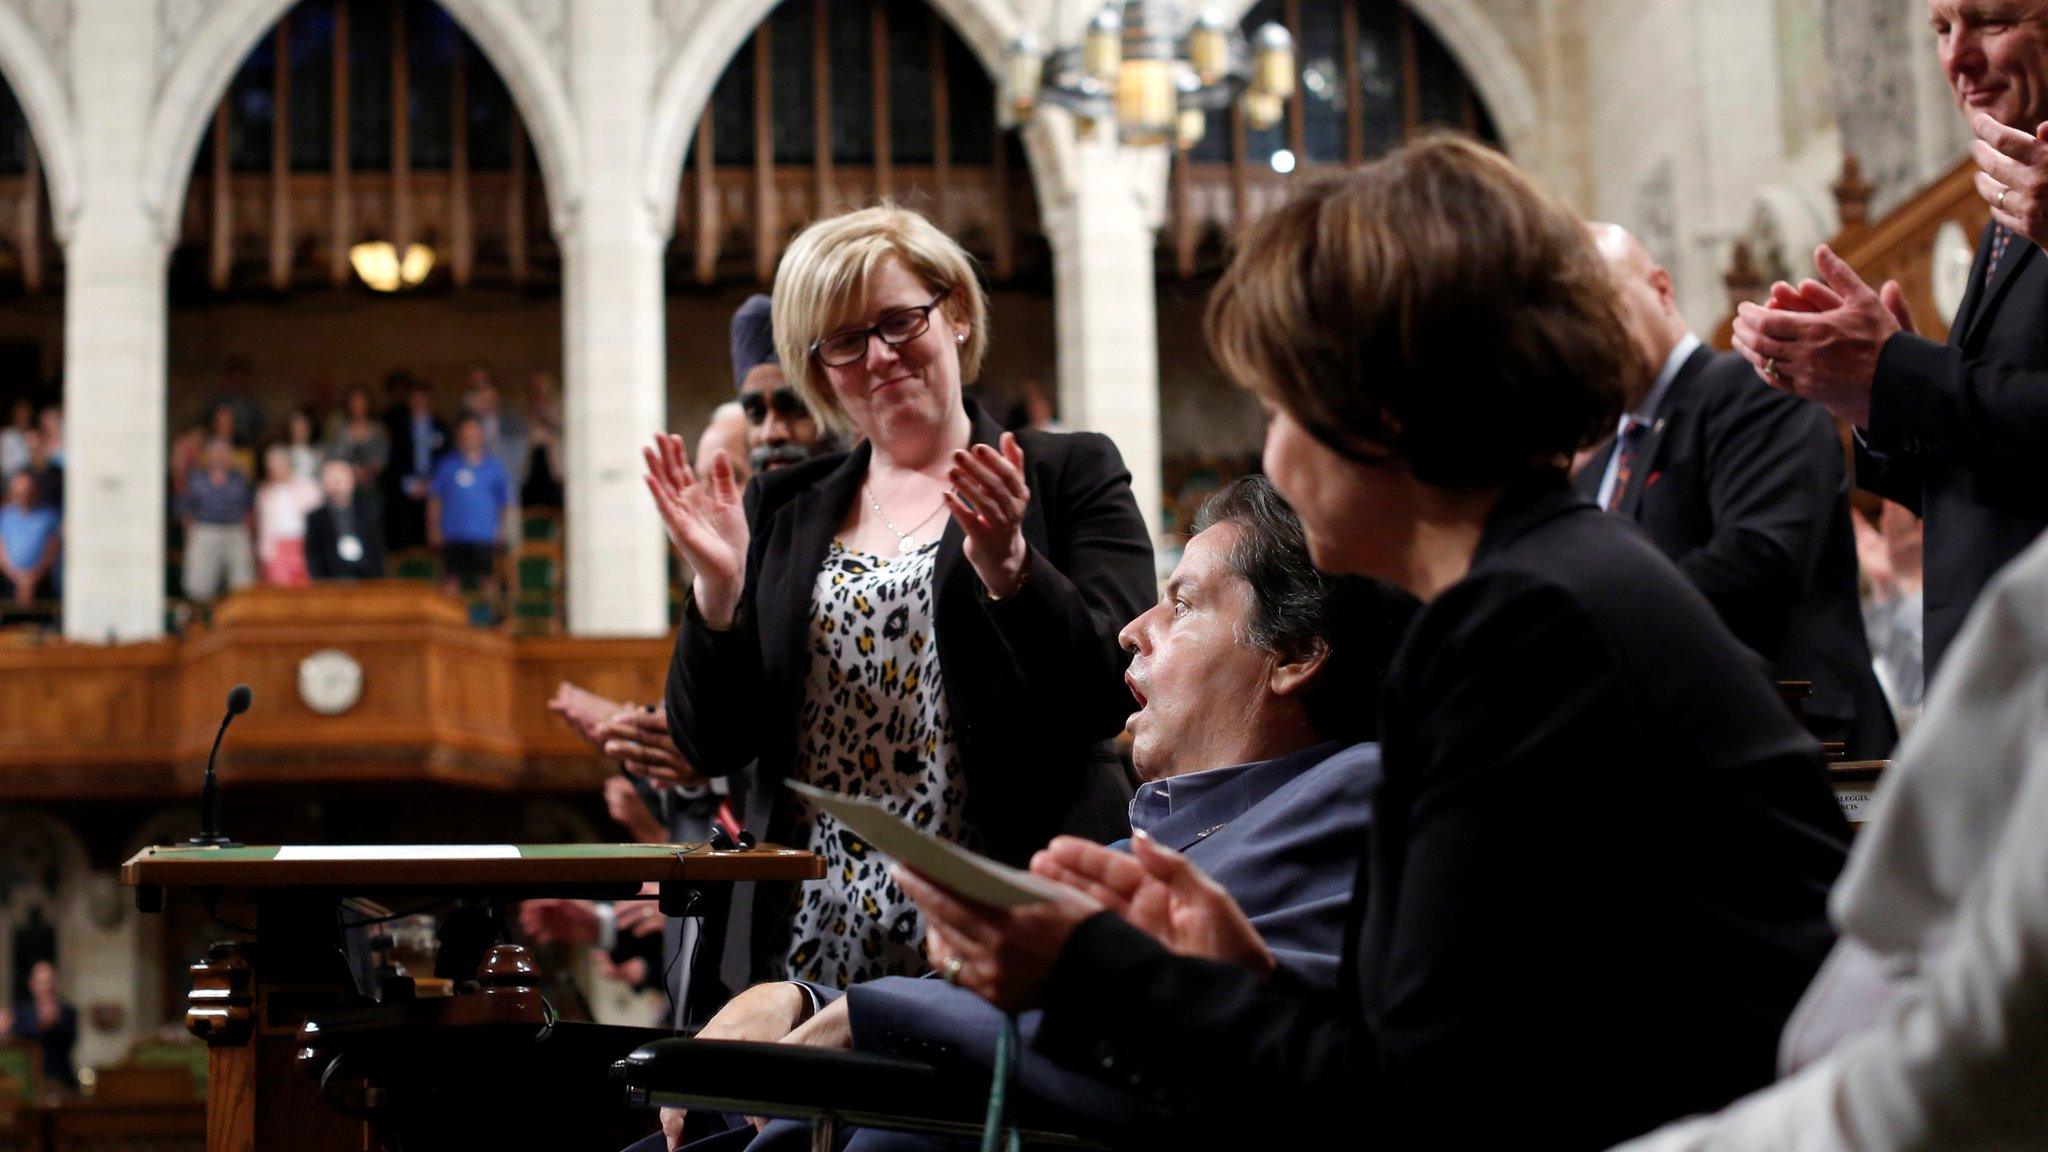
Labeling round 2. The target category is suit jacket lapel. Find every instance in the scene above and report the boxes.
[768,446,868,687]
[1613,345,1706,519]
[1613,417,1667,519]
[1949,222,1997,345]
[1962,232,2036,350]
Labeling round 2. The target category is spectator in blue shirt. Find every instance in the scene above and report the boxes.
[429,414,511,602]
[0,472,58,607]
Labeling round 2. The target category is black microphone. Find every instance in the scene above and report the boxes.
[190,685,252,847]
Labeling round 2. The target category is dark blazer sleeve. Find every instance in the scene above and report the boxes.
[663,480,778,779]
[1033,575,1630,1138]
[305,510,338,579]
[976,431,1155,738]
[1679,377,1845,651]
[1869,331,2048,479]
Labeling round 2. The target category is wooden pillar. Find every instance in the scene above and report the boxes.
[209,103,232,291]
[752,26,776,283]
[508,127,528,286]
[693,108,718,285]
[930,9,951,231]
[269,22,292,292]
[812,0,834,217]
[330,0,353,287]
[18,142,40,293]
[1340,0,1364,164]
[872,0,892,199]
[391,0,412,254]
[1397,7,1420,133]
[452,44,474,287]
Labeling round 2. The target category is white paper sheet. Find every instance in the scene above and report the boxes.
[274,844,521,861]
[786,781,1062,907]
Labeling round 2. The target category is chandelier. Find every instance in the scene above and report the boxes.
[349,241,436,293]
[1006,2,1296,149]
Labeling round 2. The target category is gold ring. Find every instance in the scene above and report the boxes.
[1999,188,2011,210]
[941,956,963,985]
[1765,358,1781,380]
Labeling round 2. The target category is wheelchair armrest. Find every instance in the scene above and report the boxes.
[614,1038,1109,1147]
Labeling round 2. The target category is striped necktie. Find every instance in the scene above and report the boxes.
[1988,224,2014,289]
[1606,417,1651,513]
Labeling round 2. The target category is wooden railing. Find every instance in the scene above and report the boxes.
[1719,156,1986,346]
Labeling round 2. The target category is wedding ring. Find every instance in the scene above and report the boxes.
[1764,358,1782,380]
[941,956,963,985]
[1999,187,2011,210]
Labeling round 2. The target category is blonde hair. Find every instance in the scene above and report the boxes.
[770,204,989,436]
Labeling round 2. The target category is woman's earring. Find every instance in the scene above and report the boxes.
[956,332,967,345]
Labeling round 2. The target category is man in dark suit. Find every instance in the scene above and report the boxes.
[306,460,387,579]
[1733,0,2048,677]
[641,477,1403,1152]
[1579,223,1895,758]
[383,375,448,552]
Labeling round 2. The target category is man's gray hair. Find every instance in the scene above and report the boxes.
[1190,475,1411,742]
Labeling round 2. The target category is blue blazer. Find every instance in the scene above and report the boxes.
[822,740,1382,1147]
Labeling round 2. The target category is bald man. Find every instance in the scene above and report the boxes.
[1576,224,1895,759]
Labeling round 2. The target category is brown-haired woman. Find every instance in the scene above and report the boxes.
[900,135,1853,1149]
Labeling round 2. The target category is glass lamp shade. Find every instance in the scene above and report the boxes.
[1116,56,1176,145]
[1084,6,1123,82]
[1007,33,1044,115]
[1253,22,1295,98]
[1243,90,1283,131]
[350,241,435,292]
[1189,8,1228,84]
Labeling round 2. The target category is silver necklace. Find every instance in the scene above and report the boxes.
[864,480,948,553]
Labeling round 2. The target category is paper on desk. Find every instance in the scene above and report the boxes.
[786,781,1062,907]
[275,844,521,861]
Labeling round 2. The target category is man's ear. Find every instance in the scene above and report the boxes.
[1267,638,1329,699]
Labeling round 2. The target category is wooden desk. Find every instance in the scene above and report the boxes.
[122,842,822,1152]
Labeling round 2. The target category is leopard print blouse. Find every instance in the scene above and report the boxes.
[779,539,976,987]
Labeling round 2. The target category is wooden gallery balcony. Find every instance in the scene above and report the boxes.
[0,583,665,802]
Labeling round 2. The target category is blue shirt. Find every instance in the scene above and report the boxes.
[430,452,511,544]
[0,505,58,569]
[182,469,253,525]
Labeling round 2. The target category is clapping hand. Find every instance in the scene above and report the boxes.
[894,865,1102,1013]
[1971,112,2048,249]
[945,432,1032,599]
[598,703,704,791]
[1732,245,1916,428]
[1032,833,1277,977]
[643,432,749,627]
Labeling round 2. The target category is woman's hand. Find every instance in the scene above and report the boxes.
[946,432,1031,599]
[1032,833,1277,977]
[893,865,1101,1013]
[598,703,705,791]
[643,432,749,627]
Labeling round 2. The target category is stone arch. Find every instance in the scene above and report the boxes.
[140,0,583,244]
[0,6,81,240]
[0,810,91,990]
[642,0,1021,232]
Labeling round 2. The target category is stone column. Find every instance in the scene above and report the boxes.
[560,0,669,636]
[1033,120,1168,547]
[62,0,169,642]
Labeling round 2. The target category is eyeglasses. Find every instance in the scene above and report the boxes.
[740,386,808,425]
[811,289,952,368]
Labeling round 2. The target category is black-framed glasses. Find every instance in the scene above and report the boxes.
[811,289,952,368]
[740,386,808,425]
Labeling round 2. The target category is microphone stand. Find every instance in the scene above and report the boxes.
[190,704,244,848]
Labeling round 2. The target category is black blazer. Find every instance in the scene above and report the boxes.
[1575,345,1896,757]
[1034,476,1850,1151]
[666,404,1154,977]
[1861,224,2048,674]
[305,503,387,579]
